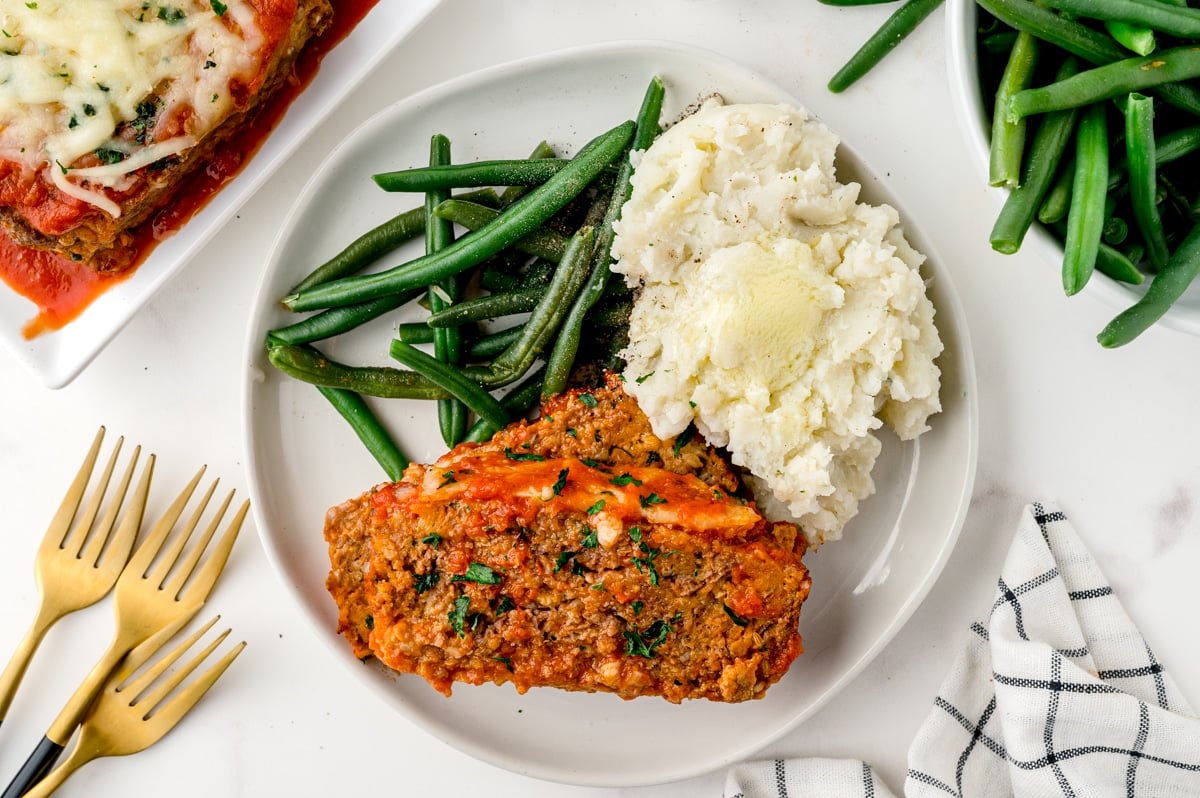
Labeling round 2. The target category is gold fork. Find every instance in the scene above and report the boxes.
[1,467,248,798]
[21,615,245,798]
[0,427,153,728]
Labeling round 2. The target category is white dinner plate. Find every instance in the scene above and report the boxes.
[0,0,442,389]
[242,40,979,787]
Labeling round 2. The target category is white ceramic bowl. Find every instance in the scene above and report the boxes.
[945,0,1200,336]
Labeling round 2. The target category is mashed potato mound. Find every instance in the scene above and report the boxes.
[611,99,942,545]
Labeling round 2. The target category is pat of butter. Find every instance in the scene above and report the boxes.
[703,239,837,383]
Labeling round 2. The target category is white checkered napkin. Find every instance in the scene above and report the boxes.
[905,502,1199,796]
[722,503,1200,798]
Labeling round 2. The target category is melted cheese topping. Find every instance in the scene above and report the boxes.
[0,0,264,216]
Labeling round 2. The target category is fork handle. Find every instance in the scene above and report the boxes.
[0,737,63,798]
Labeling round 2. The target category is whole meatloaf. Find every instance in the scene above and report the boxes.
[325,374,812,703]
[0,0,332,271]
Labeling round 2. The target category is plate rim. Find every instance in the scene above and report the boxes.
[241,37,980,787]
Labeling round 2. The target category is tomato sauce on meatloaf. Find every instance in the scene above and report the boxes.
[324,374,812,703]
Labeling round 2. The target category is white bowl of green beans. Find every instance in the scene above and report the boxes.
[946,0,1200,345]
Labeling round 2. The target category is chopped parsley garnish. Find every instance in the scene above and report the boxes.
[577,393,598,408]
[631,600,644,615]
[550,468,569,496]
[640,492,668,508]
[210,0,227,15]
[554,550,576,573]
[610,473,642,487]
[93,148,124,165]
[157,6,185,23]
[448,595,470,637]
[580,527,598,549]
[566,428,577,438]
[494,595,515,615]
[623,618,673,658]
[492,655,513,672]
[580,458,602,469]
[672,425,696,456]
[630,530,662,586]
[363,614,374,631]
[413,569,439,595]
[452,562,501,585]
[590,581,605,591]
[420,533,442,548]
[25,2,37,8]
[82,103,96,117]
[438,471,456,488]
[723,604,749,627]
[585,499,605,516]
[68,116,78,129]
[635,372,654,384]
[504,447,545,462]
[204,59,217,69]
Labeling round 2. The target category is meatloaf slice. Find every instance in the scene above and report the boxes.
[324,375,812,703]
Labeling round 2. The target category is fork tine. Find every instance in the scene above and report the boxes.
[176,499,248,603]
[162,489,233,598]
[129,627,232,715]
[117,616,221,696]
[44,427,106,551]
[135,637,245,732]
[61,436,123,558]
[85,452,155,571]
[76,444,142,566]
[145,479,217,588]
[123,465,206,578]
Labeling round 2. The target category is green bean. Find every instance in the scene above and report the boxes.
[288,188,498,294]
[1155,125,1200,165]
[991,31,1040,188]
[465,227,596,388]
[1010,47,1200,121]
[316,386,408,481]
[373,158,567,192]
[828,0,944,92]
[389,340,510,431]
[434,199,569,261]
[1062,104,1109,296]
[1125,93,1170,270]
[991,59,1082,254]
[266,290,419,346]
[394,322,436,345]
[1037,155,1074,224]
[426,134,468,448]
[1096,242,1146,284]
[427,287,542,327]
[267,343,448,399]
[1040,0,1200,38]
[1105,22,1154,56]
[283,120,634,312]
[499,142,557,207]
[543,76,664,399]
[1102,216,1129,246]
[466,325,525,361]
[1098,222,1200,346]
[982,31,1020,55]
[975,0,1200,115]
[462,366,546,444]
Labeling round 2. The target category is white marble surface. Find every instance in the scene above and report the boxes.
[0,1,1197,795]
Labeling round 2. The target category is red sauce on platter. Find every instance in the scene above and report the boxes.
[0,0,380,338]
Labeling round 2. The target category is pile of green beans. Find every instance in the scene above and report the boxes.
[265,76,666,479]
[975,0,1200,346]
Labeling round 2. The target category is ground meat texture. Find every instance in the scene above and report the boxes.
[324,374,811,703]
